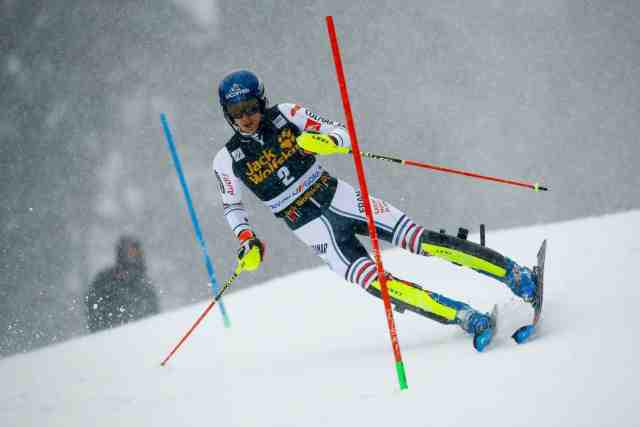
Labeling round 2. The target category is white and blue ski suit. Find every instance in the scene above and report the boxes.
[213,103,523,325]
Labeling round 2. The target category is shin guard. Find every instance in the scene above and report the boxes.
[420,230,510,279]
[367,277,467,325]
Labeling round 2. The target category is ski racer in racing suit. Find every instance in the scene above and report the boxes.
[212,70,538,351]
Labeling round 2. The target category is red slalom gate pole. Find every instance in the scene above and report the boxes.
[326,15,408,390]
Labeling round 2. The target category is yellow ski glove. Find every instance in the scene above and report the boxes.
[296,131,350,155]
[237,230,265,272]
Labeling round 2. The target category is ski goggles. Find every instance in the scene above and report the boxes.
[226,98,261,119]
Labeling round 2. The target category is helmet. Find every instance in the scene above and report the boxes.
[218,70,268,130]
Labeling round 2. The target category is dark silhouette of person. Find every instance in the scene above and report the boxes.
[86,235,159,332]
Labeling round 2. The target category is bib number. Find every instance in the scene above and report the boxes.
[277,166,295,185]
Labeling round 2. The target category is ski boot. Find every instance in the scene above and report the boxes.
[457,306,497,352]
[504,261,538,303]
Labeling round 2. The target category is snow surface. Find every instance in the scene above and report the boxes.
[2,211,640,427]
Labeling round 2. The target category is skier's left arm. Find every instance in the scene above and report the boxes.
[277,103,351,155]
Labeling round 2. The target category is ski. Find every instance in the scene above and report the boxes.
[474,304,498,352]
[512,240,547,344]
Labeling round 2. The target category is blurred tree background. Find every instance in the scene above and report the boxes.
[1,0,639,357]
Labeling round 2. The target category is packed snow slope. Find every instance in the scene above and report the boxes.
[3,211,640,427]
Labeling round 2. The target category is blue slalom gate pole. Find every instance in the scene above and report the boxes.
[160,113,231,328]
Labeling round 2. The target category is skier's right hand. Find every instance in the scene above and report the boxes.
[296,131,350,155]
[237,230,266,272]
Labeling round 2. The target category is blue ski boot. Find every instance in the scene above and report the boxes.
[504,261,538,303]
[457,306,497,352]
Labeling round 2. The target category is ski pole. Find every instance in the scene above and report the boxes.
[160,113,231,327]
[160,264,242,366]
[343,149,549,192]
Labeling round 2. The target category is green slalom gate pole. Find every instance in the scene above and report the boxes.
[326,15,408,390]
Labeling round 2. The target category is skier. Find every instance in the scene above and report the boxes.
[212,70,539,351]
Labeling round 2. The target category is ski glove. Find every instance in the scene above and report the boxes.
[296,131,350,156]
[237,230,265,272]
